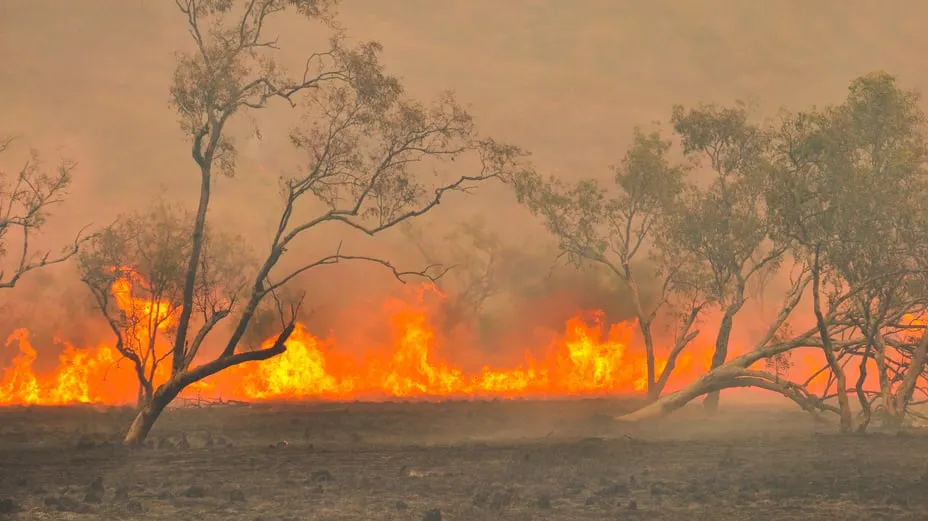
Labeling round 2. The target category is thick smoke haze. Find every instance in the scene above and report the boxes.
[2,1,928,369]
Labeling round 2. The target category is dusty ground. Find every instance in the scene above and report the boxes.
[0,399,926,521]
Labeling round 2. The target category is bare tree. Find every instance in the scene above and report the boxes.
[114,0,525,446]
[0,135,91,289]
[513,128,705,401]
[78,201,251,410]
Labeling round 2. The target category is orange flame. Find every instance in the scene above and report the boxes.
[0,330,123,405]
[2,275,917,407]
[226,312,668,402]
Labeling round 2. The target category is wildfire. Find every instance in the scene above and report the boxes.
[228,312,671,402]
[0,330,123,405]
[0,275,850,407]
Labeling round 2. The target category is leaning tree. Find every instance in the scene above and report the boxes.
[619,72,928,431]
[763,72,928,431]
[514,113,793,408]
[515,70,928,430]
[0,134,91,289]
[100,0,525,446]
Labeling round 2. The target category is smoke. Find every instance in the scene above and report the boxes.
[3,0,928,378]
[362,216,640,371]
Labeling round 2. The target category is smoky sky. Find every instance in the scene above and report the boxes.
[2,0,928,361]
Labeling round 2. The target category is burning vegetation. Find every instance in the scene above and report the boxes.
[0,279,700,405]
[2,0,928,448]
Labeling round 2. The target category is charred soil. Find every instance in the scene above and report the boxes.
[0,399,926,520]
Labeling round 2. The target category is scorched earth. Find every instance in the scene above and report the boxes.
[1,281,922,521]
[0,400,926,521]
[0,280,834,407]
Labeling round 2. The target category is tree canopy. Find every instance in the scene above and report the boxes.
[515,71,928,431]
[86,0,528,445]
[7,2,928,440]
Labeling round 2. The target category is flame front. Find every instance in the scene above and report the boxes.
[222,311,671,402]
[0,330,124,405]
[0,276,869,406]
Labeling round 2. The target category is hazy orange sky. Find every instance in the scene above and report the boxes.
[2,1,928,351]
[3,1,927,221]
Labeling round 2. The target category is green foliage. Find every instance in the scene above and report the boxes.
[512,126,703,397]
[513,128,686,272]
[768,72,928,304]
[667,102,782,307]
[515,70,928,410]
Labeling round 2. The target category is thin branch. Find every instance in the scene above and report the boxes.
[263,244,447,296]
[0,224,94,290]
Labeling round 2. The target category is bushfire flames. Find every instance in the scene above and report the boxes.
[0,275,840,407]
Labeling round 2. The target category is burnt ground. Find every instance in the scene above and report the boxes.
[0,399,927,521]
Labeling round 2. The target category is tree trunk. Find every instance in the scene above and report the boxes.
[854,345,872,433]
[136,388,151,412]
[882,408,906,433]
[136,385,145,411]
[885,329,928,432]
[619,367,834,424]
[124,383,182,446]
[703,309,736,414]
[618,274,813,424]
[819,348,851,432]
[123,324,296,446]
[136,377,154,411]
[171,166,213,374]
[872,332,898,423]
[811,254,852,432]
[623,274,659,402]
[640,323,658,402]
[621,366,744,422]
